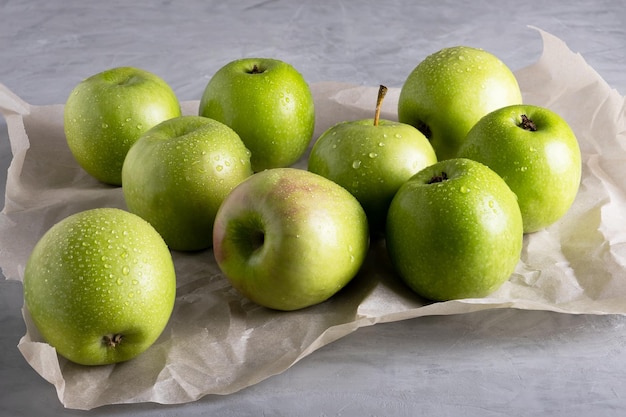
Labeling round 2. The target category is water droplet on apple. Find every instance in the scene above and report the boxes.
[101,123,109,129]
[216,165,224,172]
[378,142,385,147]
[122,266,130,275]
[126,117,132,122]
[460,185,470,193]
[394,133,402,139]
[352,160,362,169]
[136,124,143,130]
[116,277,123,285]
[368,152,378,158]
[132,279,138,285]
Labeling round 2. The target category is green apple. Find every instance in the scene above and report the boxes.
[213,168,369,311]
[198,58,315,172]
[386,158,523,301]
[308,85,437,234]
[398,46,522,161]
[64,66,182,185]
[23,208,176,366]
[122,115,253,251]
[457,104,582,233]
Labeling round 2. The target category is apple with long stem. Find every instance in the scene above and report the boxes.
[308,85,437,234]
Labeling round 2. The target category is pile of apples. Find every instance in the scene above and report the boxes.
[22,47,581,366]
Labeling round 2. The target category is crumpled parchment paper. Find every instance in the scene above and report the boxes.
[0,28,625,410]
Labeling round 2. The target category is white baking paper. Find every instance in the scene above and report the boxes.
[0,28,625,410]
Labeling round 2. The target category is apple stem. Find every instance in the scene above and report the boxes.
[519,114,537,131]
[374,85,388,126]
[249,64,263,74]
[103,333,124,348]
[427,172,448,184]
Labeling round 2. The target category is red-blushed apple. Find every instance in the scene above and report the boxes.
[198,58,315,172]
[308,85,437,234]
[213,168,369,311]
[386,158,523,301]
[398,46,522,161]
[23,208,176,366]
[122,115,253,251]
[457,104,582,233]
[64,66,182,185]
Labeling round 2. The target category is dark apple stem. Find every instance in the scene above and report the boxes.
[374,85,388,126]
[103,333,124,348]
[249,64,262,74]
[519,114,537,131]
[427,172,448,184]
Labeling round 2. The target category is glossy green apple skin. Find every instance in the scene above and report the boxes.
[122,116,253,251]
[64,66,182,185]
[308,118,437,234]
[198,58,315,172]
[213,168,369,311]
[23,208,176,366]
[398,46,522,161]
[458,104,582,233]
[386,158,523,301]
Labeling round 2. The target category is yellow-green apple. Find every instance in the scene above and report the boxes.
[23,208,176,366]
[122,115,253,251]
[457,104,582,233]
[198,58,315,172]
[386,158,523,301]
[64,66,181,185]
[213,168,369,311]
[308,85,437,234]
[398,46,522,160]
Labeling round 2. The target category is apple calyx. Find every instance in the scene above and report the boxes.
[427,172,449,184]
[248,229,265,253]
[519,114,537,131]
[374,85,388,126]
[102,333,124,348]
